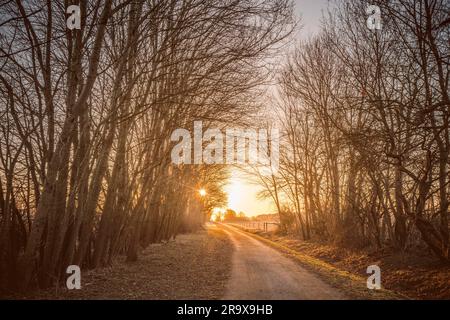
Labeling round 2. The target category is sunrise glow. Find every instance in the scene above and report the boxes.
[224,169,275,217]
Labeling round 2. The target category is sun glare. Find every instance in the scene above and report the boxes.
[224,169,275,216]
[211,207,226,221]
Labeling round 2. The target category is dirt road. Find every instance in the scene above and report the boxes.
[217,223,347,300]
[13,224,347,300]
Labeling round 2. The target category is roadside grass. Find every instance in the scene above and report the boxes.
[224,223,409,300]
[5,227,233,300]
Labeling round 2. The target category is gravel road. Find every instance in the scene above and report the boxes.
[218,224,347,300]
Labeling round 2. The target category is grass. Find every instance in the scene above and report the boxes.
[227,224,410,300]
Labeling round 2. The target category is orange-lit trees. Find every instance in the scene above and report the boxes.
[256,0,449,262]
[0,0,294,292]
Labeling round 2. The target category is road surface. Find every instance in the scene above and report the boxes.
[216,223,347,300]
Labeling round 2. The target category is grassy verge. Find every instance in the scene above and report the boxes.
[226,224,409,300]
[4,227,233,300]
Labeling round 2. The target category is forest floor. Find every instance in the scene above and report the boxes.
[241,228,450,300]
[16,227,233,300]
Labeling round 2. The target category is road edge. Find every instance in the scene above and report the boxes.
[220,223,410,300]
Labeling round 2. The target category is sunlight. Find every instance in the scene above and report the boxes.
[211,207,226,221]
[224,169,275,216]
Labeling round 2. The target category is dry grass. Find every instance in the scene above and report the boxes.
[229,225,409,300]
[269,237,450,300]
[236,225,450,300]
[13,227,233,300]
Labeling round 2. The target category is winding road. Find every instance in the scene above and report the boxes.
[215,223,347,300]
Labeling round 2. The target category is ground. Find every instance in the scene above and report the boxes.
[246,228,450,300]
[8,223,449,300]
[220,224,346,299]
[21,227,233,299]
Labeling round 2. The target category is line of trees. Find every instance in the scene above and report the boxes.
[0,0,294,293]
[252,0,449,262]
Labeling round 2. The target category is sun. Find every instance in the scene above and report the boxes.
[224,168,276,216]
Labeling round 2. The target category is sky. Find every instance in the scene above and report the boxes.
[224,0,329,217]
[294,0,330,40]
[225,168,276,216]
